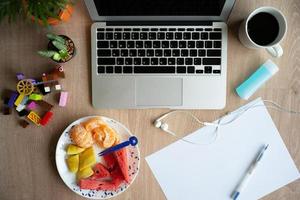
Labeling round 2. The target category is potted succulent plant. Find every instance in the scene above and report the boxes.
[0,0,74,26]
[38,33,76,63]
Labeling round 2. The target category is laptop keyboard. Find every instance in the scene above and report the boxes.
[96,27,222,75]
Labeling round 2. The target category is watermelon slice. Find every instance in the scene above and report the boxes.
[114,148,130,183]
[111,166,125,188]
[79,179,117,190]
[90,163,110,179]
[103,153,117,170]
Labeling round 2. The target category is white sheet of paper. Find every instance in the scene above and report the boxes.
[146,98,300,200]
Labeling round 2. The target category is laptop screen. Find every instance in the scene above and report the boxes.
[93,0,226,16]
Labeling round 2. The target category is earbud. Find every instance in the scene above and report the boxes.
[160,123,169,131]
[154,120,162,128]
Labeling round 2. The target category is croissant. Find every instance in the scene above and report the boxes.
[70,124,94,148]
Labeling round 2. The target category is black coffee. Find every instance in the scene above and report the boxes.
[247,12,279,46]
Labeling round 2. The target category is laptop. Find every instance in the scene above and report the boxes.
[84,0,235,109]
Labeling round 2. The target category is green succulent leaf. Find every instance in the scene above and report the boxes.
[46,33,65,44]
[52,40,67,51]
[59,49,68,59]
[52,52,62,61]
[37,50,57,58]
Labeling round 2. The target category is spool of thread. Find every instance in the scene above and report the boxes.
[236,60,279,100]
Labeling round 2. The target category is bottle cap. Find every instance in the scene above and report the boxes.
[264,59,279,75]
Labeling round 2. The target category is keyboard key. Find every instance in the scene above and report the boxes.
[170,41,178,48]
[173,49,180,56]
[187,66,195,73]
[179,41,186,48]
[97,41,109,48]
[175,32,182,39]
[124,28,131,31]
[168,58,175,65]
[166,32,174,40]
[114,32,121,40]
[177,58,184,65]
[213,70,221,74]
[183,32,191,40]
[129,49,137,57]
[181,50,188,57]
[119,41,126,48]
[153,41,161,48]
[110,41,117,48]
[160,28,167,31]
[192,32,200,40]
[121,50,128,57]
[164,49,172,57]
[210,32,222,40]
[147,49,154,57]
[106,32,113,40]
[196,69,204,74]
[132,32,139,39]
[207,50,221,57]
[196,28,203,31]
[142,28,149,31]
[134,67,175,73]
[162,41,169,48]
[187,28,194,31]
[157,32,165,39]
[125,58,132,65]
[194,58,201,65]
[97,50,111,57]
[214,41,222,48]
[123,32,130,39]
[97,28,104,31]
[201,32,208,40]
[98,58,115,65]
[97,66,105,73]
[145,41,152,48]
[151,28,158,31]
[178,28,185,31]
[115,28,122,31]
[115,66,122,73]
[140,32,148,39]
[196,41,204,48]
[205,41,213,48]
[169,28,176,31]
[134,58,141,65]
[138,50,145,56]
[117,58,124,65]
[190,49,197,57]
[205,28,212,31]
[149,32,156,40]
[106,66,113,73]
[142,58,150,65]
[123,66,133,73]
[177,67,186,73]
[133,28,140,31]
[112,50,120,56]
[204,66,212,73]
[155,49,163,56]
[160,58,167,65]
[127,41,135,48]
[214,28,222,31]
[198,49,206,57]
[97,32,104,40]
[203,58,221,65]
[136,41,143,48]
[106,28,113,31]
[185,58,193,65]
[188,41,195,48]
[151,58,158,65]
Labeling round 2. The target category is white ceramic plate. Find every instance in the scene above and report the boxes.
[55,116,140,199]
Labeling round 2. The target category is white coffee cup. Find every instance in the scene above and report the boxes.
[239,7,287,57]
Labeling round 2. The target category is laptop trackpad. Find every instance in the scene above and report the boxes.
[136,78,183,106]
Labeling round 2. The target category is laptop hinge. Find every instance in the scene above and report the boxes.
[107,21,213,26]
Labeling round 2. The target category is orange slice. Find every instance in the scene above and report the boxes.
[102,126,117,148]
[92,127,106,147]
[82,117,106,132]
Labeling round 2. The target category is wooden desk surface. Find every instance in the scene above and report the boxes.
[0,0,299,199]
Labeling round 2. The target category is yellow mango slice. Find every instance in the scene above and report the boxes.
[66,154,79,173]
[77,167,94,180]
[79,147,96,171]
[66,144,85,155]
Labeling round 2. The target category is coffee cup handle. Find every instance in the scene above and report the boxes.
[266,44,283,57]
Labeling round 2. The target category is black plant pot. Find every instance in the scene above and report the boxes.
[47,35,76,63]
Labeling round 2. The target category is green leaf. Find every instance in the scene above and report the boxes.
[52,40,67,51]
[59,49,68,59]
[37,50,57,58]
[46,33,65,43]
[52,52,61,61]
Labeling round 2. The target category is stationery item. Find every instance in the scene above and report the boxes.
[98,136,138,156]
[231,144,269,200]
[59,91,68,107]
[146,98,300,200]
[236,60,278,100]
[239,7,287,57]
[14,93,25,106]
[40,111,53,126]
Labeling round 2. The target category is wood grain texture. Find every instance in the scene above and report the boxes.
[0,0,299,199]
